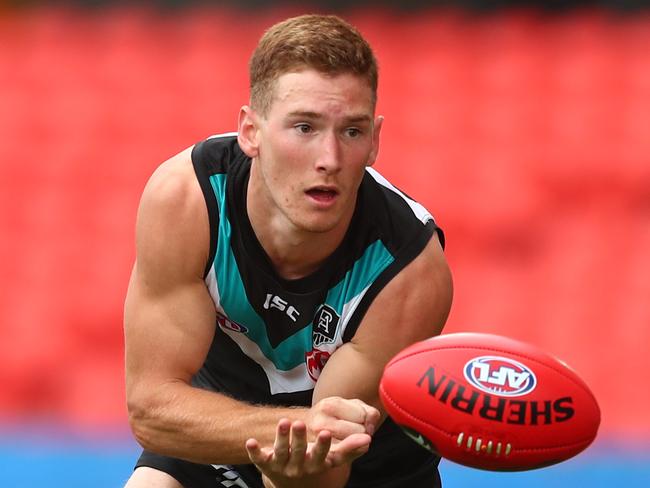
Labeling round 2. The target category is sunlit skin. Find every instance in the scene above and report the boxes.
[124,49,451,488]
[238,69,384,279]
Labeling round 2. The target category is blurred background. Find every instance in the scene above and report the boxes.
[1,0,649,486]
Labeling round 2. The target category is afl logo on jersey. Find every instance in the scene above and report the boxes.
[464,356,537,397]
[216,313,248,334]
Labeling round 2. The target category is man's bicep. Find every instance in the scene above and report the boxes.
[313,235,452,409]
[124,264,216,390]
[124,152,215,400]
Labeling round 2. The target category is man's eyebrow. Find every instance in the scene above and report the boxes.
[286,111,372,123]
[287,111,322,119]
[345,114,372,124]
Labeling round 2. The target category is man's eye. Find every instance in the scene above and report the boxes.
[295,124,312,134]
[346,128,362,138]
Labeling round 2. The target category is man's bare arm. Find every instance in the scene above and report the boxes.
[250,233,452,488]
[318,233,452,405]
[306,233,453,487]
[124,149,316,464]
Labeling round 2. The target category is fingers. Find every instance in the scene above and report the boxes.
[247,414,371,485]
[272,418,291,465]
[362,404,381,436]
[327,433,372,467]
[325,397,368,423]
[348,398,380,436]
[285,421,334,475]
[245,438,271,465]
[246,418,292,467]
[319,417,367,438]
[248,419,335,479]
[284,421,307,474]
[311,397,381,438]
[310,430,333,467]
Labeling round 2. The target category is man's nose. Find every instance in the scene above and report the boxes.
[315,131,342,174]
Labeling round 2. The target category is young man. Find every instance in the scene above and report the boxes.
[124,14,452,488]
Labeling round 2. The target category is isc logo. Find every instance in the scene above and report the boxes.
[464,356,537,397]
[263,294,300,322]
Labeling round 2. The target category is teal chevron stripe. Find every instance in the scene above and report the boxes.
[324,239,394,315]
[208,174,308,371]
[208,175,395,371]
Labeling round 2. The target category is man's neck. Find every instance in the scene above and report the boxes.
[246,175,353,281]
[255,228,338,280]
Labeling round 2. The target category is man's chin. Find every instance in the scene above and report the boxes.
[293,215,341,234]
[299,222,338,234]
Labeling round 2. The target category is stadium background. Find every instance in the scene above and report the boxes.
[1,0,649,485]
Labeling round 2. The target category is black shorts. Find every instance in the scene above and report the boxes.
[135,452,441,488]
[135,420,442,487]
[136,451,263,487]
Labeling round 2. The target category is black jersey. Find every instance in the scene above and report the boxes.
[137,133,444,487]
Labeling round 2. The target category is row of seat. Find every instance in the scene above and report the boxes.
[1,6,648,437]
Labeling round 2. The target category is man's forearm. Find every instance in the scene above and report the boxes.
[128,380,307,465]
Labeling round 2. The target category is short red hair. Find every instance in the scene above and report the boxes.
[249,14,378,115]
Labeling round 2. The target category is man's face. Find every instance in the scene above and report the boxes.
[249,68,382,234]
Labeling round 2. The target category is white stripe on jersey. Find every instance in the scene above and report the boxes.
[221,326,316,395]
[365,167,433,225]
[208,267,316,394]
[207,131,239,139]
[338,283,369,342]
[205,266,223,313]
[207,282,374,395]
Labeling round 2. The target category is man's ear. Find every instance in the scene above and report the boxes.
[366,115,384,167]
[237,105,260,158]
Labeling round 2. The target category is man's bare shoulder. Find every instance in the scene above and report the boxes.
[141,146,199,208]
[135,145,209,281]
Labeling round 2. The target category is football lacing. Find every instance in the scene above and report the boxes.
[456,432,512,456]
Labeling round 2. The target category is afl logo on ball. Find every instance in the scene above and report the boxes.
[464,356,536,397]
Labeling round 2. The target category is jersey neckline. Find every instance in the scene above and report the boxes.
[228,158,366,295]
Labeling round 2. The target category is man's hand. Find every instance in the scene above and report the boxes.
[245,418,372,488]
[307,396,381,439]
[245,397,379,487]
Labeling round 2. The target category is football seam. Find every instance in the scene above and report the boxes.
[390,345,600,409]
[379,382,455,439]
[379,383,595,453]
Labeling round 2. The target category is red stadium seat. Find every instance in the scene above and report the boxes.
[0,5,648,440]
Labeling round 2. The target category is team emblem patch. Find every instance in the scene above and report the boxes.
[313,304,340,347]
[216,313,248,334]
[306,349,331,381]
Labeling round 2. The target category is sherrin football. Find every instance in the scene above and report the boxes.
[379,332,600,471]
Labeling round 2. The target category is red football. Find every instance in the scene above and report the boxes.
[379,332,600,471]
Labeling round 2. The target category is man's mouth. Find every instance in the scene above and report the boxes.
[306,187,338,202]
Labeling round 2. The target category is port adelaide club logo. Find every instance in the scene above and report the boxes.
[313,304,340,347]
[305,305,341,381]
[464,356,537,397]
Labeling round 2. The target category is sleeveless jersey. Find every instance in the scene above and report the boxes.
[191,133,444,486]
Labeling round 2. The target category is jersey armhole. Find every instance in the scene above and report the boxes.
[191,142,219,278]
[342,220,439,342]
